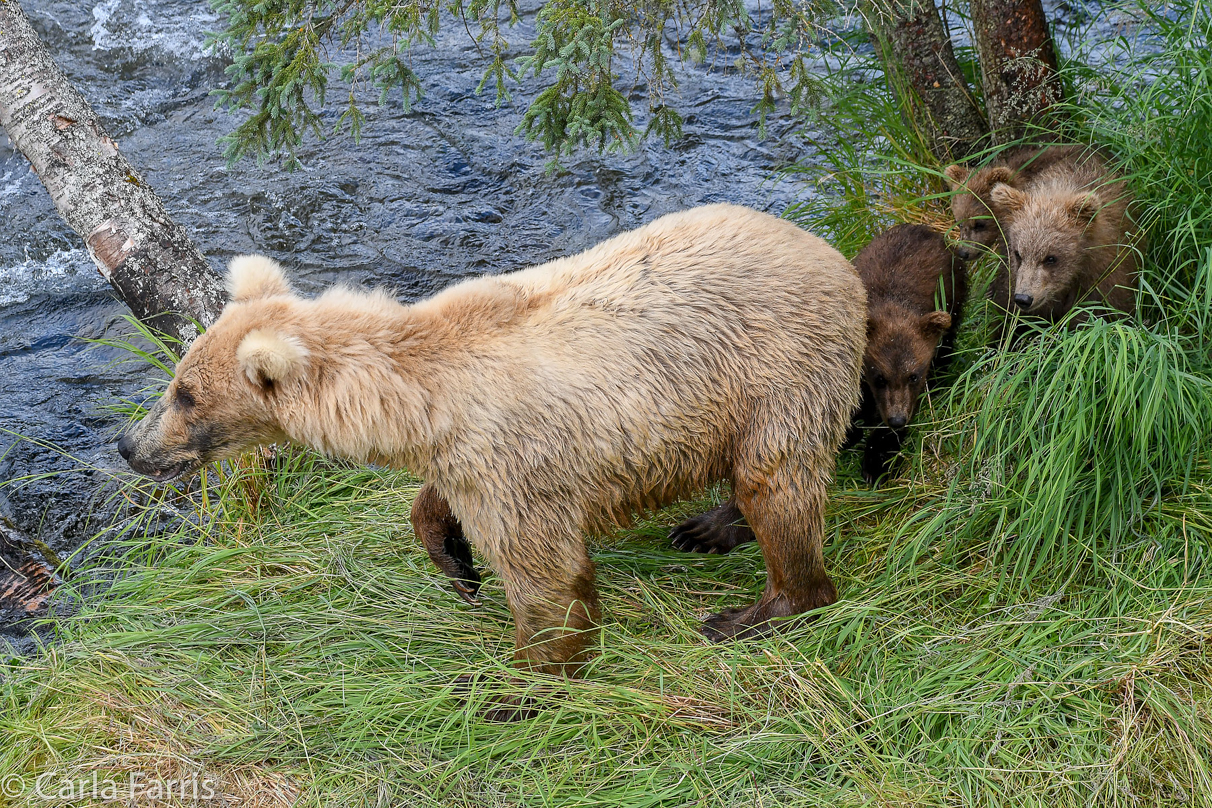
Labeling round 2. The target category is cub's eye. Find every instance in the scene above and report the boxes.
[873,375,888,389]
[1044,255,1058,265]
[1013,250,1022,263]
[908,373,920,384]
[972,221,987,232]
[175,385,196,410]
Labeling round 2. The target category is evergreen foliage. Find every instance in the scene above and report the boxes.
[207,0,831,164]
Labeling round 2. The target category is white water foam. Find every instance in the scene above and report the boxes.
[0,249,105,307]
[90,0,218,61]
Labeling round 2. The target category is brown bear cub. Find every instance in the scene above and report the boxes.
[117,205,867,683]
[988,149,1138,324]
[670,224,965,555]
[943,144,1082,261]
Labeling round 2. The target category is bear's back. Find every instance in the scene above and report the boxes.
[420,204,864,380]
[854,224,961,317]
[404,205,867,523]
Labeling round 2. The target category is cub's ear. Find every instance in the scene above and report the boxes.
[920,310,952,339]
[1067,191,1101,225]
[990,183,1028,215]
[943,164,970,190]
[982,166,1014,189]
[227,255,293,302]
[237,329,308,389]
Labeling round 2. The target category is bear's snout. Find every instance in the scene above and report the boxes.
[886,414,908,429]
[116,433,134,461]
[1013,293,1034,309]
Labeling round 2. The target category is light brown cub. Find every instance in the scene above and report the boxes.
[943,145,1083,260]
[989,150,1138,323]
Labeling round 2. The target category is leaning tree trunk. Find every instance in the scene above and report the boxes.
[866,0,989,161]
[0,0,225,345]
[970,0,1063,142]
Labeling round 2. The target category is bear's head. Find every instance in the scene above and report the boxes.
[863,307,952,429]
[990,183,1100,313]
[944,164,1013,260]
[117,256,309,481]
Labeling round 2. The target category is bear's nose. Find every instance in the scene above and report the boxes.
[955,246,972,261]
[886,414,908,429]
[1013,293,1034,309]
[116,434,133,461]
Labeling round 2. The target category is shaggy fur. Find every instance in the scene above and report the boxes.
[944,145,1083,260]
[988,149,1138,324]
[670,224,966,554]
[853,224,967,483]
[117,204,867,677]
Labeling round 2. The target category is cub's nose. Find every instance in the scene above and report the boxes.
[886,414,908,429]
[116,434,133,461]
[1013,293,1034,309]
[955,246,973,261]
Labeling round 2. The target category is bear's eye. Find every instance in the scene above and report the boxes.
[175,385,196,410]
[972,220,987,232]
[1044,255,1057,265]
[908,373,920,384]
[1013,250,1022,263]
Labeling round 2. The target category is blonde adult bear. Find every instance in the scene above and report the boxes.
[117,205,866,678]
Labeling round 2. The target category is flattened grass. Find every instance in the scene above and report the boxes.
[3,446,1211,806]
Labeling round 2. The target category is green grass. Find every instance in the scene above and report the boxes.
[3,1,1212,805]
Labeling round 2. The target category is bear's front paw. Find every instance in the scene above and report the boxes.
[453,673,542,722]
[433,534,482,606]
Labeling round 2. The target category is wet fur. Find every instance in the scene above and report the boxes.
[944,145,1085,261]
[670,224,965,554]
[988,149,1138,326]
[118,205,867,677]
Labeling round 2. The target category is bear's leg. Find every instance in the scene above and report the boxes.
[669,498,755,554]
[486,536,601,679]
[861,427,904,486]
[701,467,837,642]
[410,484,481,605]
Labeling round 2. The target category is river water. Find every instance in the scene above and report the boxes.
[0,0,1142,647]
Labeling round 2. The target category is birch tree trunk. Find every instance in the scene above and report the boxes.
[970,0,1063,141]
[0,0,225,345]
[867,0,989,161]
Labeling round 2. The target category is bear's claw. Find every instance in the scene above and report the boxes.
[669,501,755,554]
[700,605,780,642]
[440,534,482,606]
[452,673,542,722]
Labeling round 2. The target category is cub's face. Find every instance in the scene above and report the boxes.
[945,164,1012,260]
[863,309,952,429]
[991,184,1098,313]
[117,256,306,482]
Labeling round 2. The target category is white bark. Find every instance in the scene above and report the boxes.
[0,0,225,344]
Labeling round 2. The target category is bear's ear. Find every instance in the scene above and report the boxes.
[943,164,969,190]
[920,310,952,339]
[1067,192,1101,225]
[227,255,293,302]
[237,329,308,389]
[982,166,1013,189]
[990,183,1028,215]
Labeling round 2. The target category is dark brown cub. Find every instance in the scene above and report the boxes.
[855,224,966,484]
